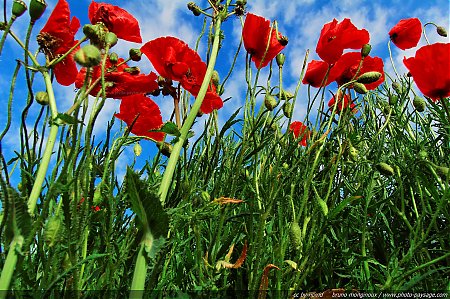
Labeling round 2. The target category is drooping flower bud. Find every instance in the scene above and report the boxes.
[74,45,101,67]
[436,26,448,37]
[278,35,289,46]
[264,94,278,111]
[29,0,47,22]
[133,143,142,157]
[157,142,173,157]
[282,102,293,118]
[211,70,220,88]
[187,2,201,16]
[413,96,426,112]
[12,0,27,18]
[361,43,372,57]
[124,66,140,75]
[356,71,382,84]
[129,48,142,61]
[35,91,49,105]
[353,82,368,94]
[276,53,285,67]
[376,162,394,176]
[83,23,108,49]
[392,82,402,94]
[289,222,302,248]
[105,32,118,47]
[109,52,118,64]
[279,90,294,101]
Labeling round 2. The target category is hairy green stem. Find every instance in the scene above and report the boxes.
[0,237,22,299]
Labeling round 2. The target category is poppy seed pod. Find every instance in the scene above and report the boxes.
[276,53,285,67]
[109,52,119,64]
[376,162,395,176]
[129,48,142,61]
[361,43,372,57]
[105,32,118,47]
[436,26,448,37]
[74,45,101,67]
[35,91,49,106]
[413,96,426,112]
[29,0,47,22]
[353,82,368,94]
[264,94,278,111]
[356,71,382,84]
[187,2,201,16]
[12,0,27,18]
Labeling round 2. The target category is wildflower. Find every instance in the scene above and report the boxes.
[389,18,422,50]
[316,18,369,64]
[328,92,356,114]
[37,0,80,86]
[88,1,142,43]
[403,43,450,101]
[242,13,286,69]
[302,60,335,87]
[75,56,159,99]
[289,121,310,146]
[114,94,165,142]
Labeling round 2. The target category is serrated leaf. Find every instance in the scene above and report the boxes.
[55,113,83,125]
[158,122,180,137]
[5,187,31,241]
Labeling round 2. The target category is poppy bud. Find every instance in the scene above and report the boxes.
[276,53,285,67]
[12,0,27,18]
[349,146,358,161]
[353,82,368,94]
[29,0,47,22]
[74,45,101,67]
[289,222,302,248]
[129,48,142,61]
[133,143,142,157]
[278,35,289,46]
[157,142,173,157]
[356,71,382,84]
[389,95,398,106]
[264,94,278,111]
[436,26,448,37]
[211,70,220,88]
[376,162,394,176]
[392,82,402,94]
[187,2,201,16]
[282,102,293,118]
[413,96,426,112]
[35,91,49,106]
[124,66,140,75]
[83,23,108,48]
[105,32,118,47]
[109,52,118,64]
[361,43,372,57]
[279,90,294,101]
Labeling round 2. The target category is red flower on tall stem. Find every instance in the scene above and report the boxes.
[37,0,80,86]
[328,92,356,114]
[389,18,422,50]
[88,1,142,43]
[114,94,164,142]
[330,52,385,90]
[403,43,450,101]
[289,121,310,146]
[302,60,335,87]
[141,36,223,113]
[75,56,159,99]
[316,18,370,65]
[242,13,286,69]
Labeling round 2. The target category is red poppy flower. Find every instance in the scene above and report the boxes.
[389,18,422,50]
[242,13,286,69]
[141,36,223,113]
[37,0,80,86]
[75,56,158,99]
[289,121,310,146]
[88,1,141,43]
[114,94,164,142]
[403,43,450,101]
[328,92,356,114]
[330,52,385,90]
[302,60,335,87]
[316,18,370,65]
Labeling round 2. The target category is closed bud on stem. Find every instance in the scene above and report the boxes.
[361,43,372,57]
[12,0,27,18]
[278,35,289,46]
[289,222,302,248]
[392,82,402,94]
[157,142,173,157]
[124,66,140,75]
[105,32,118,47]
[187,2,202,16]
[29,0,47,22]
[35,91,49,105]
[83,23,108,48]
[279,90,294,101]
[276,53,285,67]
[436,26,448,37]
[264,94,278,111]
[356,71,382,84]
[413,96,426,112]
[129,48,142,61]
[376,162,394,176]
[74,45,101,67]
[211,70,220,88]
[282,102,293,118]
[109,52,118,63]
[133,143,142,157]
[353,82,368,94]
[389,95,398,106]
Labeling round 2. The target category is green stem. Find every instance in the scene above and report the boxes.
[158,16,223,206]
[0,16,15,56]
[27,71,60,214]
[0,237,22,299]
[129,235,149,298]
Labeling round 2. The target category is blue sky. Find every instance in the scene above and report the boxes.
[0,0,449,184]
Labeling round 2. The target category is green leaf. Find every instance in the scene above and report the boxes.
[55,113,83,125]
[328,196,362,219]
[4,187,31,242]
[158,122,181,137]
